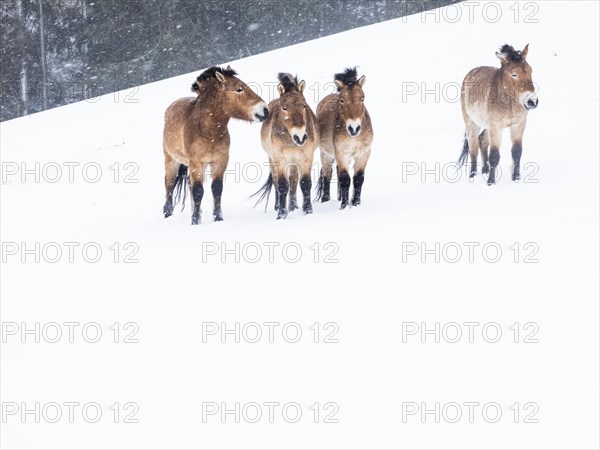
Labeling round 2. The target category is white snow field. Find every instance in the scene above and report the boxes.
[1,1,598,449]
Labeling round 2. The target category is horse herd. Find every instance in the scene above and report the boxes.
[162,43,538,225]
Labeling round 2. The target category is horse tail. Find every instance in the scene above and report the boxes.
[314,169,324,202]
[456,134,469,170]
[173,164,188,211]
[249,172,273,210]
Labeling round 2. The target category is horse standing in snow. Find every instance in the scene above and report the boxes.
[252,73,319,219]
[457,44,539,185]
[162,66,269,225]
[316,67,373,209]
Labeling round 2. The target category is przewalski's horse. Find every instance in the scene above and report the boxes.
[316,67,373,209]
[162,66,269,225]
[457,44,539,185]
[252,73,319,219]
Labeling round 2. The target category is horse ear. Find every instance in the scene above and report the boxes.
[298,80,306,93]
[334,79,344,90]
[277,83,285,95]
[215,71,226,83]
[358,75,366,87]
[226,65,233,71]
[521,44,529,59]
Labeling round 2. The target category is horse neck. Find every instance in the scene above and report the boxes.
[191,94,231,136]
[492,69,520,111]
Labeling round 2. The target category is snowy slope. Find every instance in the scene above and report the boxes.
[1,1,599,449]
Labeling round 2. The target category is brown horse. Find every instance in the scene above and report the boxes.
[315,67,373,209]
[457,44,539,185]
[252,73,319,219]
[162,66,269,225]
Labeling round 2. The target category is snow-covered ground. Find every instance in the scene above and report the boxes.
[1,1,598,449]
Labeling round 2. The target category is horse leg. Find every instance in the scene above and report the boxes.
[337,165,342,201]
[465,121,480,178]
[510,121,526,181]
[336,154,352,210]
[268,158,280,211]
[210,155,229,222]
[320,150,334,202]
[479,129,490,174]
[163,152,180,218]
[487,127,502,186]
[288,163,299,212]
[188,163,205,225]
[300,160,313,214]
[351,149,371,207]
[274,166,289,219]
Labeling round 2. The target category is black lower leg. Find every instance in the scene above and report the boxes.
[191,182,204,225]
[470,157,478,177]
[289,191,298,212]
[321,176,331,202]
[211,178,224,221]
[277,177,289,219]
[163,177,175,218]
[300,175,312,214]
[351,170,364,206]
[339,170,351,209]
[481,148,490,174]
[487,148,500,186]
[511,143,522,181]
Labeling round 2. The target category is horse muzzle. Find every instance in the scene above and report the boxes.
[253,103,269,122]
[292,132,308,147]
[346,120,362,137]
[523,95,539,111]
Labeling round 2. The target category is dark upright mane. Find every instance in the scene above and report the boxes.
[334,67,359,90]
[191,66,238,92]
[499,44,524,63]
[277,73,301,93]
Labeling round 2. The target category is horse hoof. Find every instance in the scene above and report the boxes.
[482,166,490,174]
[289,203,298,212]
[163,205,173,218]
[277,209,288,220]
[321,195,330,203]
[191,215,201,225]
[469,171,477,178]
[340,203,348,210]
[303,205,313,215]
[214,216,223,222]
[487,180,496,186]
[351,198,361,207]
[512,174,521,181]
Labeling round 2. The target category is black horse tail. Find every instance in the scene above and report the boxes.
[249,172,273,210]
[173,164,188,211]
[456,134,469,170]
[314,169,324,202]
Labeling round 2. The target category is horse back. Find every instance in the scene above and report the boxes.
[461,66,498,126]
[316,94,338,150]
